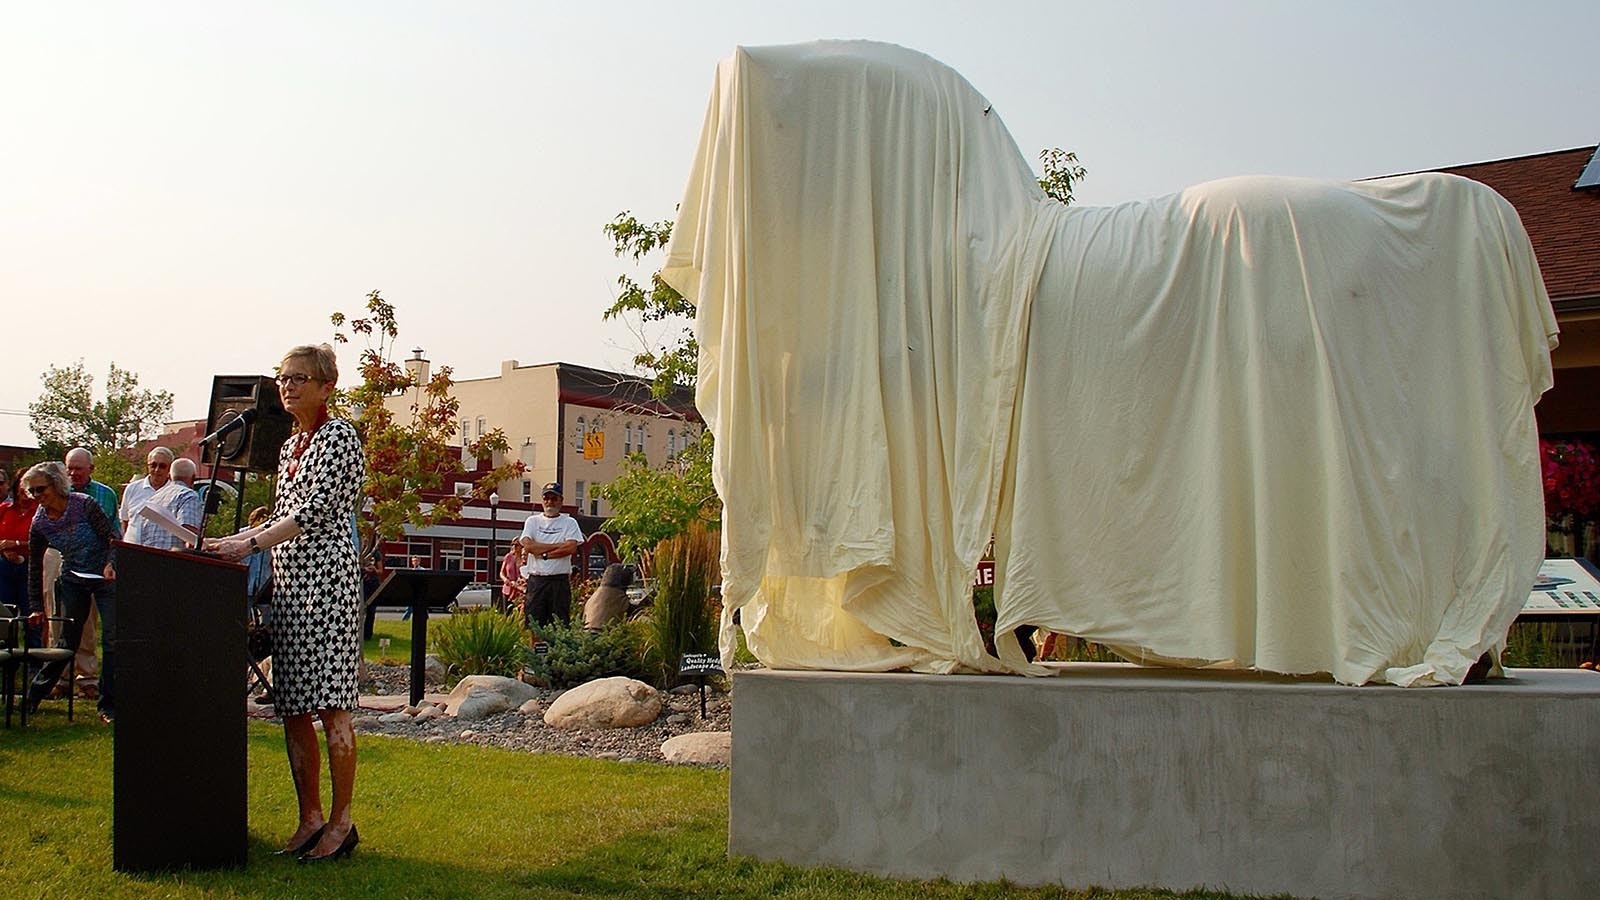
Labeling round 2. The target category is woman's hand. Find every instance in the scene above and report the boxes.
[103,562,116,582]
[205,537,254,562]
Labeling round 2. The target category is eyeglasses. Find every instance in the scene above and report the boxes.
[275,373,320,387]
[27,485,49,497]
[148,462,170,470]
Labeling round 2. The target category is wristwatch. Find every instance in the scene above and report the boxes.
[249,536,260,552]
[541,551,548,560]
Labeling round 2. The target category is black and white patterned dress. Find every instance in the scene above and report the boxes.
[266,417,365,716]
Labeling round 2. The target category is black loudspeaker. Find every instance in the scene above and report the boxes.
[204,375,294,473]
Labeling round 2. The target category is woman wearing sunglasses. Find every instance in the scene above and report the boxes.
[205,343,366,863]
[18,461,119,721]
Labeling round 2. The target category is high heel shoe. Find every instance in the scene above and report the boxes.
[298,824,358,863]
[275,825,325,856]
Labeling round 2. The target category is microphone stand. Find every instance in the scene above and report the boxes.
[192,433,229,550]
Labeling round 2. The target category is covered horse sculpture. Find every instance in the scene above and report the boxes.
[663,41,1557,685]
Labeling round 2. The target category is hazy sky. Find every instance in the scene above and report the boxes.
[3,1,1594,446]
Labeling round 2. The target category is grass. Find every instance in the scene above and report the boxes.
[362,617,413,665]
[0,713,1272,899]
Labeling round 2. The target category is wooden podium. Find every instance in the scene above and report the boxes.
[112,541,248,872]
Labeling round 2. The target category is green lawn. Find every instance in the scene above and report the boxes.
[0,713,1268,899]
[362,616,414,665]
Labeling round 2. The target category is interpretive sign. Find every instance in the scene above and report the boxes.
[1522,558,1600,613]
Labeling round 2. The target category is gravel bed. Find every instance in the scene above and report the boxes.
[344,665,733,766]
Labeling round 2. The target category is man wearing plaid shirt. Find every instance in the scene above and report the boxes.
[135,458,203,551]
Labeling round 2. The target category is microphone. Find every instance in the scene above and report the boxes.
[199,408,256,445]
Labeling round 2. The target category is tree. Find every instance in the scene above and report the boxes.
[603,432,718,561]
[28,360,174,457]
[599,148,1086,559]
[331,290,524,547]
[1038,147,1087,205]
[601,212,696,399]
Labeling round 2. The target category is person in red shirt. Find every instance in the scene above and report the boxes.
[0,466,41,646]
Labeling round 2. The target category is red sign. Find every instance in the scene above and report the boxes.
[973,560,995,587]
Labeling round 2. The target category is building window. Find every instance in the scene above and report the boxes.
[575,480,586,511]
[589,481,602,516]
[575,417,586,446]
[667,429,677,457]
[453,482,472,497]
[460,419,469,446]
[476,416,486,437]
[624,423,634,455]
[522,479,532,503]
[437,538,465,572]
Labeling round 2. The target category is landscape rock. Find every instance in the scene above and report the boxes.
[445,674,541,720]
[661,731,731,766]
[666,713,691,726]
[543,677,662,730]
[415,706,444,721]
[517,698,542,715]
[425,654,449,681]
[379,711,411,724]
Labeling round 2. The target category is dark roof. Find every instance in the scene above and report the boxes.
[1423,145,1600,308]
[554,362,699,421]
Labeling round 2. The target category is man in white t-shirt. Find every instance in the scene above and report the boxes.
[517,482,584,629]
[119,447,175,545]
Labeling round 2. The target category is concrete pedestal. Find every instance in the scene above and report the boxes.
[729,665,1599,900]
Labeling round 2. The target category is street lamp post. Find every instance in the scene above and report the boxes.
[488,491,501,613]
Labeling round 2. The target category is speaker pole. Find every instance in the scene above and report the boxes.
[195,435,228,543]
[231,467,247,533]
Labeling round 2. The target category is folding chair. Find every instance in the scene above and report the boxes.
[13,610,77,725]
[246,575,274,704]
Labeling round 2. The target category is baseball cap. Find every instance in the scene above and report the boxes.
[541,482,563,497]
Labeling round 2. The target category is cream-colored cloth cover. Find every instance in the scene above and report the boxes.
[663,41,1558,685]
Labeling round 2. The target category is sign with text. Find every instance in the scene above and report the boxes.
[1523,558,1600,613]
[973,560,995,588]
[678,652,724,676]
[583,430,605,460]
[532,640,550,655]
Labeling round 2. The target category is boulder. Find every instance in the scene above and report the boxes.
[424,654,449,681]
[378,711,411,724]
[445,674,541,720]
[415,705,444,721]
[582,585,629,632]
[582,564,636,632]
[517,698,542,716]
[661,731,731,766]
[543,677,662,730]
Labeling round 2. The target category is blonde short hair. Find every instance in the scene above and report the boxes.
[280,343,339,386]
[146,446,175,465]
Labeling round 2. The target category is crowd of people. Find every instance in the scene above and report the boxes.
[3,342,369,864]
[0,444,205,723]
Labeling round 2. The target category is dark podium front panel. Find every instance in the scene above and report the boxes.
[113,541,248,872]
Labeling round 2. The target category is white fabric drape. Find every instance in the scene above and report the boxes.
[663,41,1558,684]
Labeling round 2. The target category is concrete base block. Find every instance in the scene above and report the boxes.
[729,665,1599,900]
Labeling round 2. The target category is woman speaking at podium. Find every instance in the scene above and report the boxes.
[206,343,366,863]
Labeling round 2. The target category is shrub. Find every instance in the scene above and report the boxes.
[523,617,657,688]
[647,523,719,686]
[430,608,528,678]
